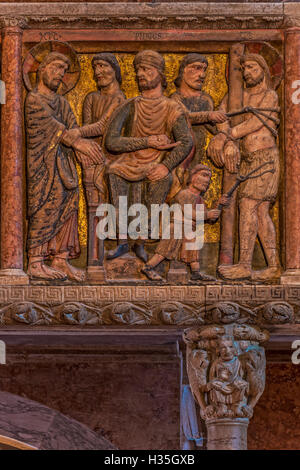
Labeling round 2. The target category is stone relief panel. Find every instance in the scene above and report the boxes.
[20,39,283,288]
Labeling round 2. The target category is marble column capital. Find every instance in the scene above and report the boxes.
[183,324,268,449]
[0,16,28,32]
[284,15,300,31]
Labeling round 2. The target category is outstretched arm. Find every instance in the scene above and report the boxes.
[105,102,149,153]
[162,114,194,172]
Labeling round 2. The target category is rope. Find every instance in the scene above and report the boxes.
[226,106,280,138]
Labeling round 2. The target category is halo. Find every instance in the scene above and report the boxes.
[225,41,283,90]
[23,40,80,95]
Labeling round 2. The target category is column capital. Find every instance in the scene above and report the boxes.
[284,3,300,30]
[0,16,28,31]
[183,323,269,449]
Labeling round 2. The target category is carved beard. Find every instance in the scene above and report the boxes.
[244,71,264,88]
[42,72,61,92]
[138,74,162,92]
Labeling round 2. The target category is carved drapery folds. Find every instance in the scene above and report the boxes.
[184,323,269,449]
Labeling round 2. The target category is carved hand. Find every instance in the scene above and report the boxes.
[224,141,240,173]
[208,111,228,123]
[76,151,95,169]
[207,133,226,168]
[147,134,180,150]
[73,138,105,165]
[63,128,81,143]
[207,209,221,221]
[147,163,169,182]
[218,194,231,207]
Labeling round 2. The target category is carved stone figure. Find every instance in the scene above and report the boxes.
[80,53,126,200]
[208,53,281,281]
[142,164,229,282]
[25,49,103,281]
[206,301,256,324]
[158,301,203,325]
[104,50,193,263]
[67,53,125,281]
[169,53,227,198]
[184,323,268,439]
[103,302,151,325]
[256,301,294,324]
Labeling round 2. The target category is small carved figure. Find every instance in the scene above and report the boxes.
[185,324,268,422]
[25,51,103,281]
[55,302,101,325]
[206,301,256,324]
[208,53,281,281]
[104,50,193,263]
[0,302,54,326]
[159,301,203,325]
[141,164,230,282]
[257,301,294,324]
[204,337,250,418]
[105,302,151,325]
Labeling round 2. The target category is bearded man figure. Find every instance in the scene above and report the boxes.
[105,50,193,262]
[207,53,281,281]
[25,52,103,281]
[171,53,227,168]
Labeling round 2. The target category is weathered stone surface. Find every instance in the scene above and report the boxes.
[0,3,285,30]
[0,330,182,450]
[0,391,115,450]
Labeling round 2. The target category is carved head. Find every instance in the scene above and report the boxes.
[92,53,122,88]
[262,302,293,324]
[160,302,184,325]
[217,337,237,361]
[110,302,135,324]
[210,302,241,324]
[240,53,272,89]
[187,164,212,193]
[37,52,70,92]
[133,50,167,91]
[174,53,208,91]
[109,302,149,325]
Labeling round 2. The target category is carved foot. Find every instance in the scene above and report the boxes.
[251,266,282,282]
[133,243,148,263]
[141,265,165,282]
[28,261,67,281]
[218,264,252,280]
[106,244,129,260]
[190,271,217,282]
[51,258,86,282]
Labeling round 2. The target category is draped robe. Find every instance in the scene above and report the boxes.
[25,90,80,258]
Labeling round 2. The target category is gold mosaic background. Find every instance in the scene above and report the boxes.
[67,52,279,246]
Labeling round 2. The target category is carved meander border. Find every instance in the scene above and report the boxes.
[0,285,298,326]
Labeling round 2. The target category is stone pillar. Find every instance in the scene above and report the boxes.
[206,418,248,450]
[281,24,300,284]
[183,323,268,450]
[0,17,28,284]
[219,43,245,266]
